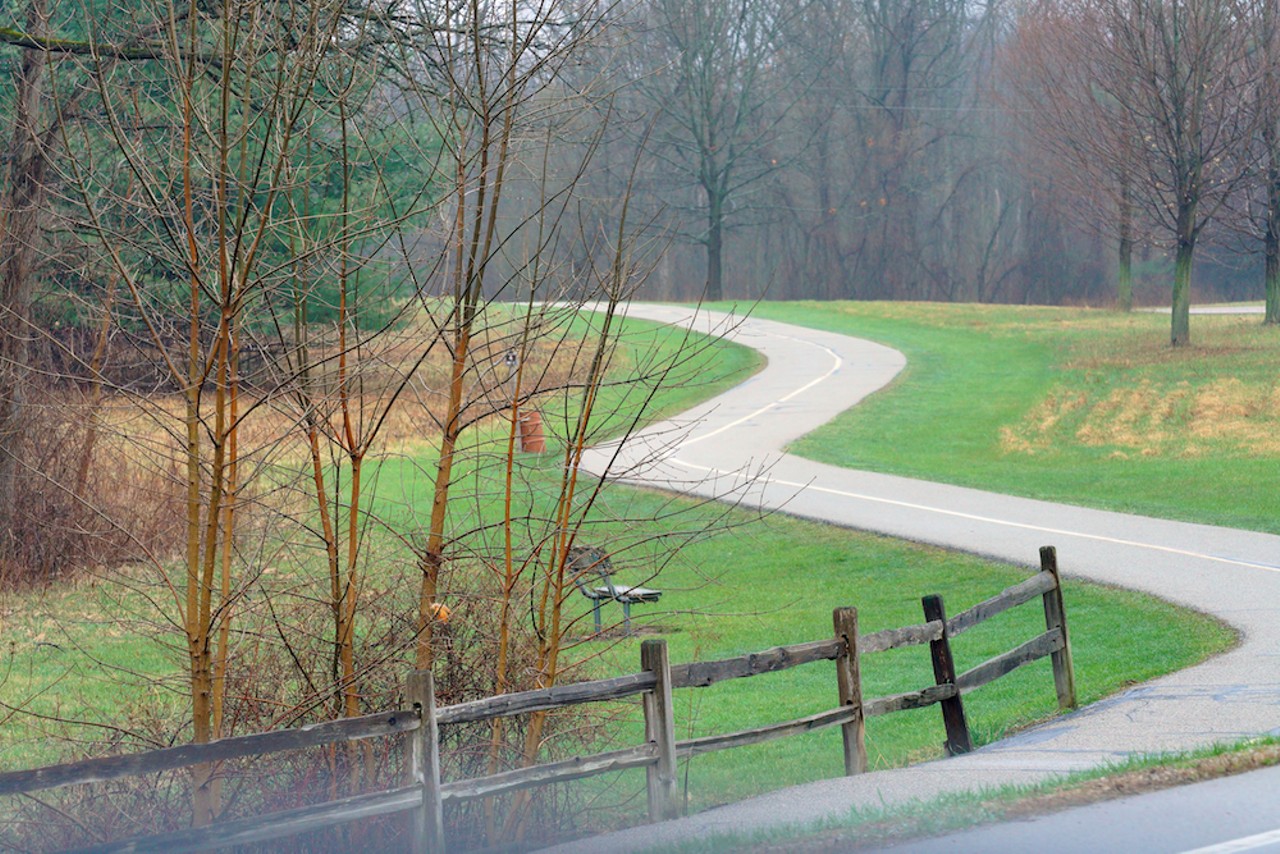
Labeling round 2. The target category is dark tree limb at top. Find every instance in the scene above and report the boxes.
[0,26,191,61]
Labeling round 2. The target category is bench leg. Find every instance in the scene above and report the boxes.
[622,601,632,635]
[593,601,602,634]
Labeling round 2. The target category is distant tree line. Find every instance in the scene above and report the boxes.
[547,0,1280,344]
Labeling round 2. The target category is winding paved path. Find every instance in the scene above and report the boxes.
[557,304,1280,852]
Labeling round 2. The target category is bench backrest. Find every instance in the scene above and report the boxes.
[567,546,616,596]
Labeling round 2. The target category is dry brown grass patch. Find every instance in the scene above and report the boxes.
[999,390,1088,454]
[98,319,598,468]
[1004,376,1280,458]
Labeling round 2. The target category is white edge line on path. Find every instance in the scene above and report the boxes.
[667,458,1280,575]
[1179,827,1280,853]
[638,306,1278,575]
[679,332,844,448]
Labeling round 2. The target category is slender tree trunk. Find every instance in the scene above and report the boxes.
[813,132,843,300]
[1266,156,1280,325]
[1266,219,1280,325]
[179,39,218,822]
[340,455,363,718]
[1172,206,1196,347]
[418,323,471,668]
[1262,55,1280,326]
[1117,182,1134,312]
[1118,236,1134,312]
[706,194,724,302]
[0,0,50,545]
[209,318,238,812]
[334,102,364,726]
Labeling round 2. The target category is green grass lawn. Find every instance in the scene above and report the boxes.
[730,301,1280,533]
[568,512,1229,825]
[0,312,762,768]
[0,303,1238,841]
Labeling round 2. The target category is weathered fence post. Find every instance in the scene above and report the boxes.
[921,594,973,756]
[641,639,679,822]
[832,607,867,774]
[407,669,445,853]
[1039,546,1078,710]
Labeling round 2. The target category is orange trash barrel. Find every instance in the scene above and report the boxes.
[518,410,546,453]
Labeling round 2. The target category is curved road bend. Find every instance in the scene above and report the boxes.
[552,303,1280,853]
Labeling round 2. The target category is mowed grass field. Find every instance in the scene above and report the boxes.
[0,302,1240,833]
[737,301,1280,532]
[575,514,1228,822]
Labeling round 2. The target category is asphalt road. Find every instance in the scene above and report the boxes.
[869,763,1280,854]
[552,303,1280,853]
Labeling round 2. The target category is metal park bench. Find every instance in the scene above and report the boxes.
[568,546,662,635]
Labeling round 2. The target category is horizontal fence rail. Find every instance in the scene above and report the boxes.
[70,787,425,854]
[440,744,660,802]
[864,683,960,718]
[437,672,657,726]
[947,569,1057,638]
[0,710,420,797]
[670,638,844,688]
[861,619,945,654]
[676,705,861,759]
[3,546,1076,853]
[957,628,1064,692]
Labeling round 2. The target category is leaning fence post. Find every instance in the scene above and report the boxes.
[641,639,679,822]
[1039,546,1078,710]
[922,594,973,756]
[407,669,446,853]
[832,607,867,774]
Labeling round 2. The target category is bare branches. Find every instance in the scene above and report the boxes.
[0,0,770,846]
[1007,0,1259,341]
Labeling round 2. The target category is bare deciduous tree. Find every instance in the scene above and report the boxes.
[622,0,814,301]
[0,0,755,845]
[1014,0,1255,343]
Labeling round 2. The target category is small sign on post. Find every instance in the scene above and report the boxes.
[503,349,519,403]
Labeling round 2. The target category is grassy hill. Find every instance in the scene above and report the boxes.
[739,301,1280,533]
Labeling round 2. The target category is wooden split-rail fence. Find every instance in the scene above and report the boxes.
[0,546,1077,853]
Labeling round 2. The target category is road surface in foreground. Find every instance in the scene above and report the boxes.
[870,763,1280,854]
